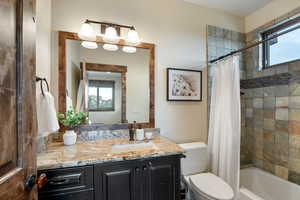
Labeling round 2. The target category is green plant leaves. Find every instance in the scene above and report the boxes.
[57,109,87,129]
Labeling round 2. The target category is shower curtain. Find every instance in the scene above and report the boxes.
[208,55,241,198]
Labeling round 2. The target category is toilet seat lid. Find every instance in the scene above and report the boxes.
[189,173,234,200]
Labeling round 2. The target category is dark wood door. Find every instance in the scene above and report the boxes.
[95,161,139,200]
[0,0,37,199]
[146,157,181,200]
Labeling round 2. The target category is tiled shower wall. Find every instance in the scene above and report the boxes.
[242,8,300,185]
[207,7,300,185]
[206,25,248,164]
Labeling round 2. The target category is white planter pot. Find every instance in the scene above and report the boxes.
[63,130,77,146]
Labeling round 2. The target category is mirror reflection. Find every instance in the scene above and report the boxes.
[66,39,150,124]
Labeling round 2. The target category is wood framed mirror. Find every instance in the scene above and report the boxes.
[58,31,155,128]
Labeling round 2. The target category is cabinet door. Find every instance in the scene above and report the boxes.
[95,161,140,200]
[146,157,181,200]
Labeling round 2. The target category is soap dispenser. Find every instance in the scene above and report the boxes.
[135,124,144,141]
[129,121,136,142]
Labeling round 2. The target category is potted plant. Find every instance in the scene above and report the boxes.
[57,110,87,146]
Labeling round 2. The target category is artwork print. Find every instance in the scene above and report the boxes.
[167,68,202,101]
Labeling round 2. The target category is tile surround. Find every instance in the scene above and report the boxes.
[242,7,300,185]
[207,10,300,185]
[242,61,300,185]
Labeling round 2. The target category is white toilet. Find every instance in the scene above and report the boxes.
[179,142,234,200]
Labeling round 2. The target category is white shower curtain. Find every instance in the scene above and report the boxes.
[208,55,241,198]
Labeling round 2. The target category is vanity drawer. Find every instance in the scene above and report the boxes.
[38,165,94,195]
[39,189,94,200]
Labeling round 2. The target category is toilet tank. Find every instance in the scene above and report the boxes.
[179,142,208,176]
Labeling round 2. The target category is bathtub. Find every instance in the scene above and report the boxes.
[239,167,300,200]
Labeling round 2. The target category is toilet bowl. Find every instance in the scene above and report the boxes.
[188,173,234,200]
[179,142,234,200]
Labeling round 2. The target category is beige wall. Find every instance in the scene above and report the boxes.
[49,0,244,143]
[245,0,300,33]
[36,0,51,89]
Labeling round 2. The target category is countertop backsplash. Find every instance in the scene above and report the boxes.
[37,128,160,153]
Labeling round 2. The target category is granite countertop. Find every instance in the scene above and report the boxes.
[37,136,184,170]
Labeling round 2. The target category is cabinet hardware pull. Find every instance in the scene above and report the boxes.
[37,173,48,189]
[143,166,147,171]
[48,173,81,186]
[135,167,140,172]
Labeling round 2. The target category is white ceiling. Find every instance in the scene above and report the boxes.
[183,0,273,16]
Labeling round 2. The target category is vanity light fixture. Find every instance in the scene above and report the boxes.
[103,43,119,51]
[103,26,119,43]
[126,29,140,45]
[78,22,96,41]
[81,41,98,49]
[122,46,137,53]
[78,19,140,52]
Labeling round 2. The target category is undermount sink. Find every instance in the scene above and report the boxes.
[111,141,158,153]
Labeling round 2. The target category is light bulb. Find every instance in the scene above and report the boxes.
[122,46,137,53]
[103,44,119,51]
[104,27,119,43]
[81,41,98,49]
[78,23,96,41]
[126,29,140,45]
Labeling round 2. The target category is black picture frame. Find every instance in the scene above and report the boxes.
[167,68,202,101]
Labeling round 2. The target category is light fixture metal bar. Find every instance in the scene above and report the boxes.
[85,19,135,30]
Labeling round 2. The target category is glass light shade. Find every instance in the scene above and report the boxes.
[122,46,137,53]
[103,44,119,51]
[126,29,140,45]
[78,23,96,41]
[104,27,119,43]
[81,41,98,49]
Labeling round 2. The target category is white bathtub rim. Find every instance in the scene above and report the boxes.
[242,167,300,189]
[240,167,300,200]
[239,187,264,200]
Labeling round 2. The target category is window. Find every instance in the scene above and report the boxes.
[262,17,300,67]
[88,80,115,111]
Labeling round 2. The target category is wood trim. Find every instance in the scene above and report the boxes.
[121,72,127,123]
[59,31,155,128]
[81,63,128,73]
[149,45,155,128]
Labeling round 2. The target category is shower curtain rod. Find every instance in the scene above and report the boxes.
[209,24,300,64]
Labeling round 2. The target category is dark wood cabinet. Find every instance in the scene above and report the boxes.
[148,159,178,200]
[94,160,137,200]
[38,166,94,200]
[39,190,94,200]
[38,155,182,200]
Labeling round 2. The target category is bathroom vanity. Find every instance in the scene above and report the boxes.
[37,136,184,200]
[36,29,185,200]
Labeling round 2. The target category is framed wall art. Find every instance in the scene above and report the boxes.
[167,68,202,101]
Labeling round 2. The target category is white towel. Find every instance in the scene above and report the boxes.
[76,80,84,112]
[66,96,73,111]
[36,92,60,136]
